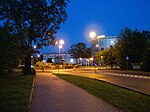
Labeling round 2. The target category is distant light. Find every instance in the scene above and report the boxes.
[55,41,58,45]
[79,58,82,60]
[59,39,64,45]
[89,31,96,38]
[96,44,99,47]
[90,57,93,60]
[34,46,36,49]
[111,40,114,44]
[70,58,74,63]
[37,54,40,57]
[31,65,33,68]
[31,56,33,58]
[101,56,104,59]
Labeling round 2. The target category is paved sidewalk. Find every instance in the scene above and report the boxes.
[31,72,121,112]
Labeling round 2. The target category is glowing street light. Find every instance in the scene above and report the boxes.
[89,31,96,39]
[96,44,99,47]
[57,39,65,74]
[79,58,82,61]
[37,54,40,58]
[59,39,64,45]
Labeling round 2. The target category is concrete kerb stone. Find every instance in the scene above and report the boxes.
[28,76,36,111]
[55,72,150,96]
[95,76,150,96]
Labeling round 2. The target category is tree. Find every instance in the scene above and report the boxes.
[115,27,147,69]
[68,42,91,63]
[1,0,70,74]
[0,25,23,77]
[142,39,150,71]
[95,46,116,68]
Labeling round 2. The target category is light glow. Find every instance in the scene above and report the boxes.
[90,57,94,60]
[89,31,96,38]
[70,58,74,63]
[55,41,58,45]
[59,39,64,45]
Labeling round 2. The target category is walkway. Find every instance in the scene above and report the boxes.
[31,72,121,112]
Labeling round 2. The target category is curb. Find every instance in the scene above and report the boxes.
[28,76,36,111]
[95,77,150,96]
[56,73,150,96]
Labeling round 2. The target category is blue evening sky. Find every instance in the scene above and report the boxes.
[1,1,150,54]
[44,0,150,54]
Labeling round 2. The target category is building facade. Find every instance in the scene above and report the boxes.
[91,35,119,56]
[43,53,93,66]
[43,52,73,64]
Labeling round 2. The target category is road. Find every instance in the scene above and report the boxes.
[37,67,150,95]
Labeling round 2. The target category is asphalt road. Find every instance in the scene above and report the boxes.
[44,67,150,96]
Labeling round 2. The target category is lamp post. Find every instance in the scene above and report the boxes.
[89,31,96,55]
[57,39,64,74]
[59,39,65,61]
[89,31,97,67]
[59,39,64,62]
[42,36,45,72]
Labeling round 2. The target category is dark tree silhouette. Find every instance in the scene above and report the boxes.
[68,42,91,63]
[1,0,70,74]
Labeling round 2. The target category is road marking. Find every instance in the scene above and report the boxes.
[97,72,150,79]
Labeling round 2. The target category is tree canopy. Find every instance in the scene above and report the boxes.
[95,27,149,70]
[68,42,91,59]
[1,0,70,74]
[0,25,23,77]
[1,0,70,46]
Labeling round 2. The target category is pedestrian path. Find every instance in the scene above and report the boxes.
[97,71,150,79]
[31,72,121,112]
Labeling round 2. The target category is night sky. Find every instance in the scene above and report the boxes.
[1,0,150,54]
[44,0,150,54]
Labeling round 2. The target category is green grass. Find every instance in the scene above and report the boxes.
[0,75,35,112]
[55,74,150,112]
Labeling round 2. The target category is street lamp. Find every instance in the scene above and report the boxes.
[89,31,97,66]
[59,39,65,61]
[59,39,64,60]
[41,36,45,72]
[57,39,64,74]
[59,39,64,45]
[89,31,96,39]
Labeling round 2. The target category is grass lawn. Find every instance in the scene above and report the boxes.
[55,74,150,112]
[0,74,35,112]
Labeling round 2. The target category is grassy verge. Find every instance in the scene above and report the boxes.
[55,74,150,112]
[0,75,35,112]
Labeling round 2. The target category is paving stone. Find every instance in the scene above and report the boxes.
[31,72,122,112]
